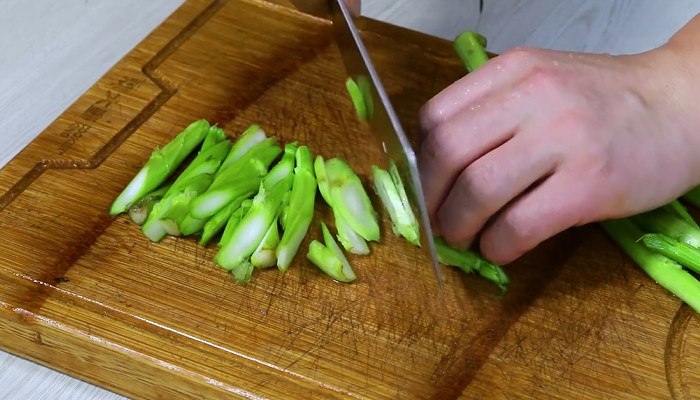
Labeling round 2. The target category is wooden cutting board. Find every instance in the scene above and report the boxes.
[0,0,696,398]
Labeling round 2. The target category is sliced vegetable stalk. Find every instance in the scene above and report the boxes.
[316,155,371,254]
[251,216,281,268]
[142,175,213,240]
[388,162,419,238]
[215,179,291,272]
[345,77,367,121]
[640,233,700,275]
[201,125,227,152]
[277,146,318,271]
[631,207,700,248]
[263,142,298,190]
[110,119,210,215]
[602,218,700,314]
[199,193,253,245]
[243,143,299,267]
[218,199,252,247]
[307,222,356,282]
[371,164,419,246]
[434,236,508,296]
[314,155,332,204]
[188,137,281,219]
[334,210,369,255]
[220,124,267,171]
[141,138,231,242]
[324,157,380,242]
[231,260,255,285]
[179,214,209,237]
[279,191,292,231]
[127,184,172,225]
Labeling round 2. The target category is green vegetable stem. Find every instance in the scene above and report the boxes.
[453,30,489,73]
[602,218,700,314]
[307,222,357,282]
[277,146,318,271]
[110,119,211,215]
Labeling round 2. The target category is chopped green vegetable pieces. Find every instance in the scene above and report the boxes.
[179,214,209,237]
[219,199,252,247]
[165,139,231,195]
[277,146,318,271]
[114,118,522,290]
[602,218,700,314]
[220,137,281,180]
[215,179,290,271]
[454,30,489,73]
[141,136,231,242]
[345,77,367,121]
[641,233,700,275]
[316,156,374,254]
[110,119,210,215]
[201,125,227,152]
[320,221,356,281]
[324,158,379,242]
[251,216,281,268]
[189,137,281,219]
[220,124,267,170]
[314,155,332,204]
[199,193,253,245]
[334,210,370,255]
[356,76,374,121]
[263,142,297,190]
[127,184,172,225]
[231,260,255,285]
[434,236,508,296]
[371,164,420,246]
[142,180,210,241]
[279,190,292,231]
[307,222,356,282]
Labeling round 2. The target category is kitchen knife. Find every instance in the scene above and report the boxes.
[289,0,443,286]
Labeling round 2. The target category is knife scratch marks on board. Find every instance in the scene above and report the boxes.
[209,24,333,127]
[486,237,657,398]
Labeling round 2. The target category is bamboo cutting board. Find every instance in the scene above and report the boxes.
[0,0,697,398]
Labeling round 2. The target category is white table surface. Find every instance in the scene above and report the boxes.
[1,1,698,398]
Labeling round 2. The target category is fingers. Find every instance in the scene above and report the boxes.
[436,132,558,250]
[478,170,587,264]
[419,87,528,220]
[419,47,543,133]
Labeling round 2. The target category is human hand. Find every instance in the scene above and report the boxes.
[418,44,700,264]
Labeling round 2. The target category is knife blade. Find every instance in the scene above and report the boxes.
[288,0,443,287]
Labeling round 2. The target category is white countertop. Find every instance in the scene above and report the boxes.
[0,1,697,398]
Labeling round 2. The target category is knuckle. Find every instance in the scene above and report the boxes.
[523,66,562,92]
[420,122,461,168]
[438,216,471,247]
[458,161,499,205]
[419,127,444,164]
[498,46,542,70]
[500,206,538,248]
[419,100,442,130]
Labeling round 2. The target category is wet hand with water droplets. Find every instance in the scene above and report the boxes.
[417,44,700,265]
